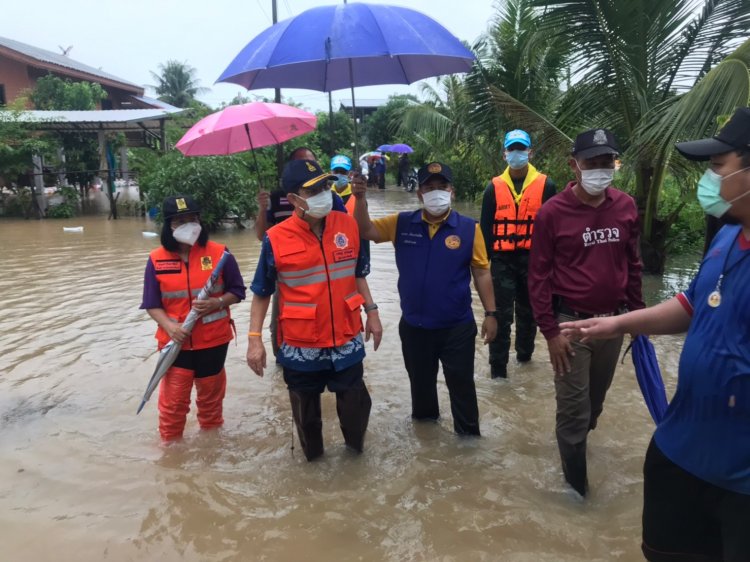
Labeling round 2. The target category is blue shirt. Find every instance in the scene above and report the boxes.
[655,225,750,494]
[250,217,370,372]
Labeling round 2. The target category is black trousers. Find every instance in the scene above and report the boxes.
[399,318,480,435]
[283,361,371,461]
[642,439,750,562]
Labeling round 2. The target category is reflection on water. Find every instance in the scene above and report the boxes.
[0,190,699,561]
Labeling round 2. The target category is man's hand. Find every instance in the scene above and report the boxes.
[364,310,383,351]
[246,337,267,377]
[351,173,367,198]
[257,190,270,211]
[547,334,575,377]
[481,316,497,344]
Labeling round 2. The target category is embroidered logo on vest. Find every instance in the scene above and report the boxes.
[445,235,461,249]
[200,256,213,270]
[334,232,349,248]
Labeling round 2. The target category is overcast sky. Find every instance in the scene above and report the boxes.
[1,0,498,112]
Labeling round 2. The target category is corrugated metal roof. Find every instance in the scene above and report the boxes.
[131,95,183,112]
[340,98,389,108]
[0,109,182,123]
[0,35,142,90]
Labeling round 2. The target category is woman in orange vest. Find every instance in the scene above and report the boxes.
[140,195,246,441]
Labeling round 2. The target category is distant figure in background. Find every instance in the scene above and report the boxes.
[375,156,386,190]
[398,154,411,187]
[141,195,245,442]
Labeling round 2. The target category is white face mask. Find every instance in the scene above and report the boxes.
[172,222,202,245]
[422,190,452,216]
[303,190,333,219]
[578,163,615,195]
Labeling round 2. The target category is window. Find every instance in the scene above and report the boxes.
[101,98,113,110]
[0,85,6,106]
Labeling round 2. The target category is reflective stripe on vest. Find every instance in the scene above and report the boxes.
[492,174,546,252]
[267,211,363,348]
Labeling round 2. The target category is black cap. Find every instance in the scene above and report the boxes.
[675,107,750,161]
[163,194,200,220]
[281,159,337,194]
[572,128,620,160]
[417,162,453,185]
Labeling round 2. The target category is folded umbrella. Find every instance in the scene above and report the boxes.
[137,251,231,414]
[622,335,669,424]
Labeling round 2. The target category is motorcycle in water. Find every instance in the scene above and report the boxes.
[406,168,418,192]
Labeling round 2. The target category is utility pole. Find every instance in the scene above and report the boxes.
[273,0,284,182]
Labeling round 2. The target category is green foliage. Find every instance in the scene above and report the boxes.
[0,186,33,217]
[46,185,79,218]
[150,61,208,108]
[0,104,52,186]
[138,151,259,229]
[362,95,419,150]
[30,75,106,110]
[310,109,353,157]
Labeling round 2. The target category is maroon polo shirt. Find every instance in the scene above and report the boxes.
[529,181,644,340]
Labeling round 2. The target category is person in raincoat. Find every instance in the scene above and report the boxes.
[141,195,246,441]
[246,159,382,461]
[560,107,750,561]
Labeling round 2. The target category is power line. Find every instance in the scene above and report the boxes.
[283,0,293,17]
[254,0,272,24]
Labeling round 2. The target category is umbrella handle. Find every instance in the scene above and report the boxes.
[245,123,264,191]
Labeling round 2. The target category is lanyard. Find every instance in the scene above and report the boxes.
[707,232,750,307]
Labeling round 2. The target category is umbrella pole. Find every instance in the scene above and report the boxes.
[348,60,359,162]
[245,123,264,191]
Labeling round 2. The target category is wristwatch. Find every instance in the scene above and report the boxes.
[484,310,497,318]
[364,303,379,313]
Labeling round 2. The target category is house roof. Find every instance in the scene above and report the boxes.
[130,95,183,112]
[0,108,184,132]
[339,98,389,109]
[0,35,143,93]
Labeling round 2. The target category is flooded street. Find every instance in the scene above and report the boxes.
[0,188,698,561]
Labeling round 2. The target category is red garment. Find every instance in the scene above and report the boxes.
[528,182,644,339]
[149,241,233,350]
[158,366,226,441]
[491,173,546,251]
[267,211,364,348]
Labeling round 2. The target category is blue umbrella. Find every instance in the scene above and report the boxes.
[389,143,414,153]
[623,335,669,424]
[377,144,392,152]
[217,4,475,92]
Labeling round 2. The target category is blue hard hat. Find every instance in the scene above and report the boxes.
[503,129,532,149]
[330,154,352,171]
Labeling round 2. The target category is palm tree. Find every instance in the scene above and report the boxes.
[528,0,750,271]
[150,61,208,108]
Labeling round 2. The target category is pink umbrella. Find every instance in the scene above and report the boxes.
[176,102,317,156]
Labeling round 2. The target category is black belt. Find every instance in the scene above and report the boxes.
[557,304,618,320]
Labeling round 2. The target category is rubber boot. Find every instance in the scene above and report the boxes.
[335,381,372,453]
[559,439,588,497]
[195,369,226,431]
[158,366,194,441]
[288,390,324,461]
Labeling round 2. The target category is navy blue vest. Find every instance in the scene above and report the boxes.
[395,210,476,329]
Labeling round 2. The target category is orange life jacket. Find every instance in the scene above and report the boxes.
[267,211,364,348]
[150,240,233,350]
[492,173,546,251]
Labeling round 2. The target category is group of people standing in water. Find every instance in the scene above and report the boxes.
[142,107,750,561]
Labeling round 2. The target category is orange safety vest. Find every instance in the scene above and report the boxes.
[344,194,356,215]
[267,211,364,348]
[149,240,233,350]
[492,173,546,252]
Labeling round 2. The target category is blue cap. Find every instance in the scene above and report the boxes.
[330,154,352,172]
[503,129,531,149]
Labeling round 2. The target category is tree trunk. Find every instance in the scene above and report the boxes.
[637,163,668,274]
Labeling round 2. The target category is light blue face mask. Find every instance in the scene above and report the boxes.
[697,167,750,218]
[505,150,529,170]
[334,174,349,188]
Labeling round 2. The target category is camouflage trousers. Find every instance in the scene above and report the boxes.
[489,252,537,372]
